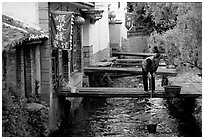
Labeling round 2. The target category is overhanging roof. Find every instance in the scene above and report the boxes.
[2,14,48,51]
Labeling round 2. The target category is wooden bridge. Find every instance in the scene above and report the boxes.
[85,51,171,76]
[115,59,167,67]
[116,58,146,63]
[70,53,201,99]
[58,87,201,98]
[112,51,167,57]
[84,67,177,76]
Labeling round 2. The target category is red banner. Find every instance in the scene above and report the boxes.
[50,11,74,49]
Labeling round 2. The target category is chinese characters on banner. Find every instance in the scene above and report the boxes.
[50,11,74,50]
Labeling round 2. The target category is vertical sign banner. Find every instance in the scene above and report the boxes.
[125,12,134,30]
[50,11,74,49]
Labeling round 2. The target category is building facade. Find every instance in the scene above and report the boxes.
[107,2,127,52]
[2,14,48,98]
[2,2,111,130]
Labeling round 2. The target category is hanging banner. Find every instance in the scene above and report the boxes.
[50,11,74,49]
[125,12,134,30]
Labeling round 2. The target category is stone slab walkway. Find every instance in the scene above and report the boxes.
[168,71,202,95]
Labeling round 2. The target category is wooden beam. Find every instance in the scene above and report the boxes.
[116,59,144,63]
[115,59,166,67]
[17,40,43,46]
[113,63,142,67]
[114,63,166,67]
[58,87,201,98]
[84,67,177,76]
[112,52,166,57]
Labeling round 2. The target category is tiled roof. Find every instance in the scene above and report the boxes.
[2,14,48,51]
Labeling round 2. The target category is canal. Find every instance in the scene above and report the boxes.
[54,75,201,137]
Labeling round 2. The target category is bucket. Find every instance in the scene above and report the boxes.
[164,85,181,97]
[147,123,157,134]
[70,87,77,93]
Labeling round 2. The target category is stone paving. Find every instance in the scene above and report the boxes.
[168,70,202,95]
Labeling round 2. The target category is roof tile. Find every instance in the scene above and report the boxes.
[2,14,48,51]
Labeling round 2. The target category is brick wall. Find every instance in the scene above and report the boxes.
[38,2,49,33]
[35,45,41,96]
[3,47,27,97]
[40,40,52,105]
[3,50,17,86]
[16,48,25,96]
[24,47,32,97]
[31,46,36,96]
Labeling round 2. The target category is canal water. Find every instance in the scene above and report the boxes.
[56,75,201,137]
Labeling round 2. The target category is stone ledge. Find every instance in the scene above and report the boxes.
[26,102,48,111]
[90,61,113,67]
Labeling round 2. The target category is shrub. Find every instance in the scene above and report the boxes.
[2,82,49,137]
[27,106,49,136]
[2,82,32,137]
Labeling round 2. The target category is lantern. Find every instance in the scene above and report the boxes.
[74,16,85,25]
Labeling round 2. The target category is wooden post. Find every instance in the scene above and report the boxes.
[151,75,154,97]
[58,49,63,90]
[35,45,41,96]
[149,74,153,98]
[68,49,71,86]
[64,98,71,126]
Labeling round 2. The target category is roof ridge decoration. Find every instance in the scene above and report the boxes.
[80,9,104,24]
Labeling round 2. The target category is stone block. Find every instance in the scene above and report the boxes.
[26,103,47,111]
[41,71,51,82]
[41,59,51,70]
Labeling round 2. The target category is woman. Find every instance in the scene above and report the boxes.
[142,53,161,92]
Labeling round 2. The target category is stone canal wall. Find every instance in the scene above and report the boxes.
[168,70,202,131]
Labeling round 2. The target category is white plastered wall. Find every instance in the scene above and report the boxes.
[108,2,127,39]
[2,2,39,27]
